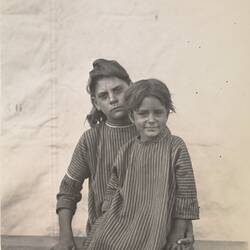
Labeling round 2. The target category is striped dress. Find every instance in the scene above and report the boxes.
[56,122,137,234]
[85,127,199,250]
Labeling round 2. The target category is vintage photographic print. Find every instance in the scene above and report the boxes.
[1,1,249,249]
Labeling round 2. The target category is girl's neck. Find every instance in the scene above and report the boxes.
[106,117,132,127]
[137,126,170,144]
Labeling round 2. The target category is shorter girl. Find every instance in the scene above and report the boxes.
[85,79,199,250]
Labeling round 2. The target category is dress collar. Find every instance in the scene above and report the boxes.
[105,121,134,129]
[136,126,171,144]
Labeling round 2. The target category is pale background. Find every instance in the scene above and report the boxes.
[1,0,250,244]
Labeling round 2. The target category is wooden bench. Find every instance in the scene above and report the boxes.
[1,235,248,250]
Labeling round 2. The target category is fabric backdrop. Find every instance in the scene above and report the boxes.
[1,0,250,243]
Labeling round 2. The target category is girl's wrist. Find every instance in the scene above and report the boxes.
[173,219,189,233]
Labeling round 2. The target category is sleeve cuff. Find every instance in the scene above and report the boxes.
[174,197,200,220]
[56,199,77,214]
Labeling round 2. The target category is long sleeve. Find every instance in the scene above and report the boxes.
[56,135,90,214]
[173,139,199,220]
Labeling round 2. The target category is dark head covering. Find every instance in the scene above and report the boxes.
[87,59,131,95]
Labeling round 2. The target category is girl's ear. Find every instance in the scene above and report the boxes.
[129,111,135,123]
[92,96,101,111]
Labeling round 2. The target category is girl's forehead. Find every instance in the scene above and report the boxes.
[137,96,165,109]
[95,77,128,92]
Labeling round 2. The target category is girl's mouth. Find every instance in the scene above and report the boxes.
[145,127,159,130]
[111,106,123,111]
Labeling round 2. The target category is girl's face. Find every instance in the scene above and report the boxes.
[93,76,129,124]
[131,96,168,142]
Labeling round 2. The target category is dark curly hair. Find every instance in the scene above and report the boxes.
[86,59,131,127]
[124,79,175,115]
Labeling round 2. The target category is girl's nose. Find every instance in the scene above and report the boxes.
[109,93,117,104]
[148,113,156,122]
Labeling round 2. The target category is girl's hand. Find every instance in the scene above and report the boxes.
[50,239,77,250]
[165,238,194,250]
[176,237,194,250]
[165,232,184,250]
[165,219,195,250]
[177,220,195,250]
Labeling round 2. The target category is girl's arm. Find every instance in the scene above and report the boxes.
[167,138,199,249]
[166,219,188,249]
[56,135,90,213]
[173,138,199,220]
[52,136,90,250]
[50,209,76,250]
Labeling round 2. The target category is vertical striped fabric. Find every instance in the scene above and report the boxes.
[84,127,199,250]
[56,122,137,234]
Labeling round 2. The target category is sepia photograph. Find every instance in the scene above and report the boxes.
[1,0,250,249]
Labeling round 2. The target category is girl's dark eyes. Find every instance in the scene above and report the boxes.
[97,87,123,99]
[113,87,123,94]
[98,93,108,99]
[154,110,164,115]
[136,110,165,116]
[137,111,148,116]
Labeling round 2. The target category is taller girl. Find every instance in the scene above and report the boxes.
[53,59,137,250]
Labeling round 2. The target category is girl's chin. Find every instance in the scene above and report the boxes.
[141,133,160,141]
[109,109,128,118]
